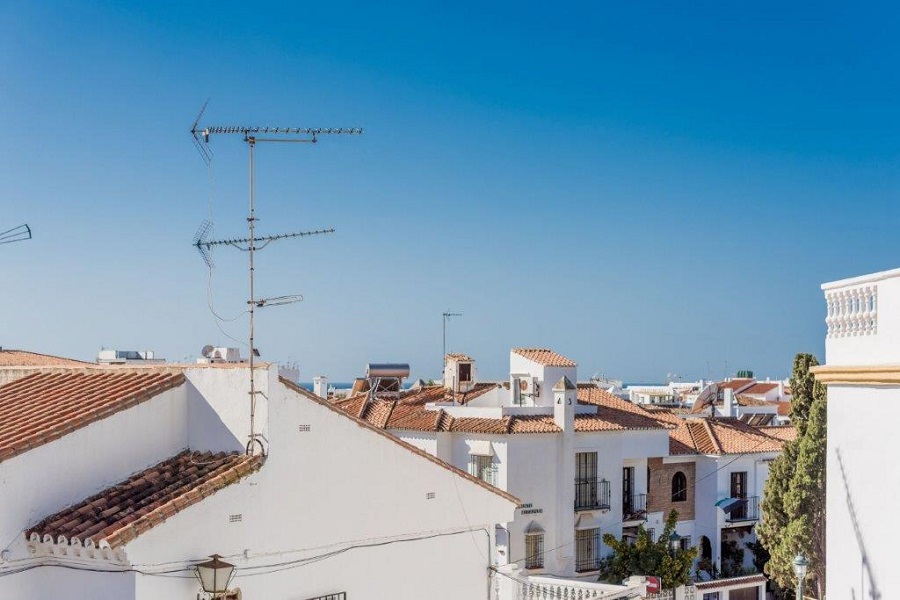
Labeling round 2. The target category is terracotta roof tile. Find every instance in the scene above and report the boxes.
[757,425,797,443]
[682,418,791,455]
[0,349,89,367]
[27,450,262,548]
[694,574,766,590]
[0,370,185,463]
[735,394,772,407]
[445,353,474,362]
[576,387,668,431]
[717,378,754,392]
[776,401,791,416]
[511,348,577,367]
[742,382,779,395]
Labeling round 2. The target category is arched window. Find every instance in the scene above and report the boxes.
[672,471,687,502]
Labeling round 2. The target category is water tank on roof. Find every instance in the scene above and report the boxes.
[366,363,410,378]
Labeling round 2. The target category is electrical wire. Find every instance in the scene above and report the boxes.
[0,527,488,580]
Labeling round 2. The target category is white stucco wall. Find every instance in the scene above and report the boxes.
[119,376,517,600]
[0,385,188,556]
[825,383,895,599]
[823,267,900,365]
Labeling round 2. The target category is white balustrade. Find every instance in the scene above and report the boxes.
[825,285,877,338]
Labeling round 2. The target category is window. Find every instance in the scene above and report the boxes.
[672,471,687,502]
[623,466,634,510]
[575,528,601,572]
[730,471,748,519]
[702,593,721,600]
[469,455,496,485]
[458,363,472,382]
[679,535,692,551]
[525,533,544,569]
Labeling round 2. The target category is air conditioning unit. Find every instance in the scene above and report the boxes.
[522,377,540,397]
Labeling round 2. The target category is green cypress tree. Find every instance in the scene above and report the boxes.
[598,510,696,589]
[757,353,826,598]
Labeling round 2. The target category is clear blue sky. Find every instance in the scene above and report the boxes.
[3,1,898,382]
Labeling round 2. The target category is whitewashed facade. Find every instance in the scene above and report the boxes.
[0,364,518,599]
[814,267,900,600]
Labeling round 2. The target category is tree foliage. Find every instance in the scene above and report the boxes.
[598,510,697,589]
[757,353,826,598]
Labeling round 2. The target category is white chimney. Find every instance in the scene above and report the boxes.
[313,375,328,399]
[724,388,735,417]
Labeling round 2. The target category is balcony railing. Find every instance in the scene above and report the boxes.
[724,496,759,523]
[623,492,647,522]
[574,478,610,511]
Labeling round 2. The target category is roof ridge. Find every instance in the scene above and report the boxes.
[703,419,723,454]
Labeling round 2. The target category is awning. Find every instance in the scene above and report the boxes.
[468,440,495,456]
[575,513,600,530]
[715,497,746,514]
[524,521,545,535]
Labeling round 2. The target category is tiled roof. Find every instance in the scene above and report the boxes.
[27,450,262,549]
[717,378,754,392]
[694,574,766,590]
[742,382,779,395]
[576,387,669,431]
[684,418,792,455]
[511,348,577,367]
[735,394,772,407]
[776,401,791,416]
[334,384,666,435]
[445,353,474,362]
[0,370,185,463]
[0,349,89,367]
[757,425,797,443]
[650,411,794,456]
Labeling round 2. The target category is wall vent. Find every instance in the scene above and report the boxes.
[229,514,243,523]
[426,492,436,500]
[298,424,311,432]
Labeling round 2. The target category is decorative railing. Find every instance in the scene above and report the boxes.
[725,496,759,523]
[574,478,610,511]
[826,285,877,338]
[518,577,633,599]
[623,493,647,521]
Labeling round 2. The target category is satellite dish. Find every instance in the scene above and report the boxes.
[201,345,214,358]
[695,383,719,409]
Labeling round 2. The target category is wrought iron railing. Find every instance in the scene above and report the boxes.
[623,492,647,521]
[574,478,610,511]
[725,496,759,522]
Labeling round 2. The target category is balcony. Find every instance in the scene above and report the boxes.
[623,492,647,522]
[574,478,610,511]
[723,496,759,523]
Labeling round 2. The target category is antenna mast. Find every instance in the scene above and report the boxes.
[0,224,32,246]
[191,109,362,456]
[442,310,462,378]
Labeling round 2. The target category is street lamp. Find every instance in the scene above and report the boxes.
[669,531,681,553]
[793,554,808,599]
[195,554,235,598]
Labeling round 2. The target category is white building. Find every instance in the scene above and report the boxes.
[0,358,518,599]
[335,348,793,598]
[813,266,900,600]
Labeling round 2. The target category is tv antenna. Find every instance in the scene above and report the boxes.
[1,224,32,246]
[191,104,362,456]
[442,310,462,377]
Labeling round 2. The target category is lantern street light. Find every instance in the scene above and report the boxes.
[195,554,235,598]
[669,531,681,553]
[793,554,808,599]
